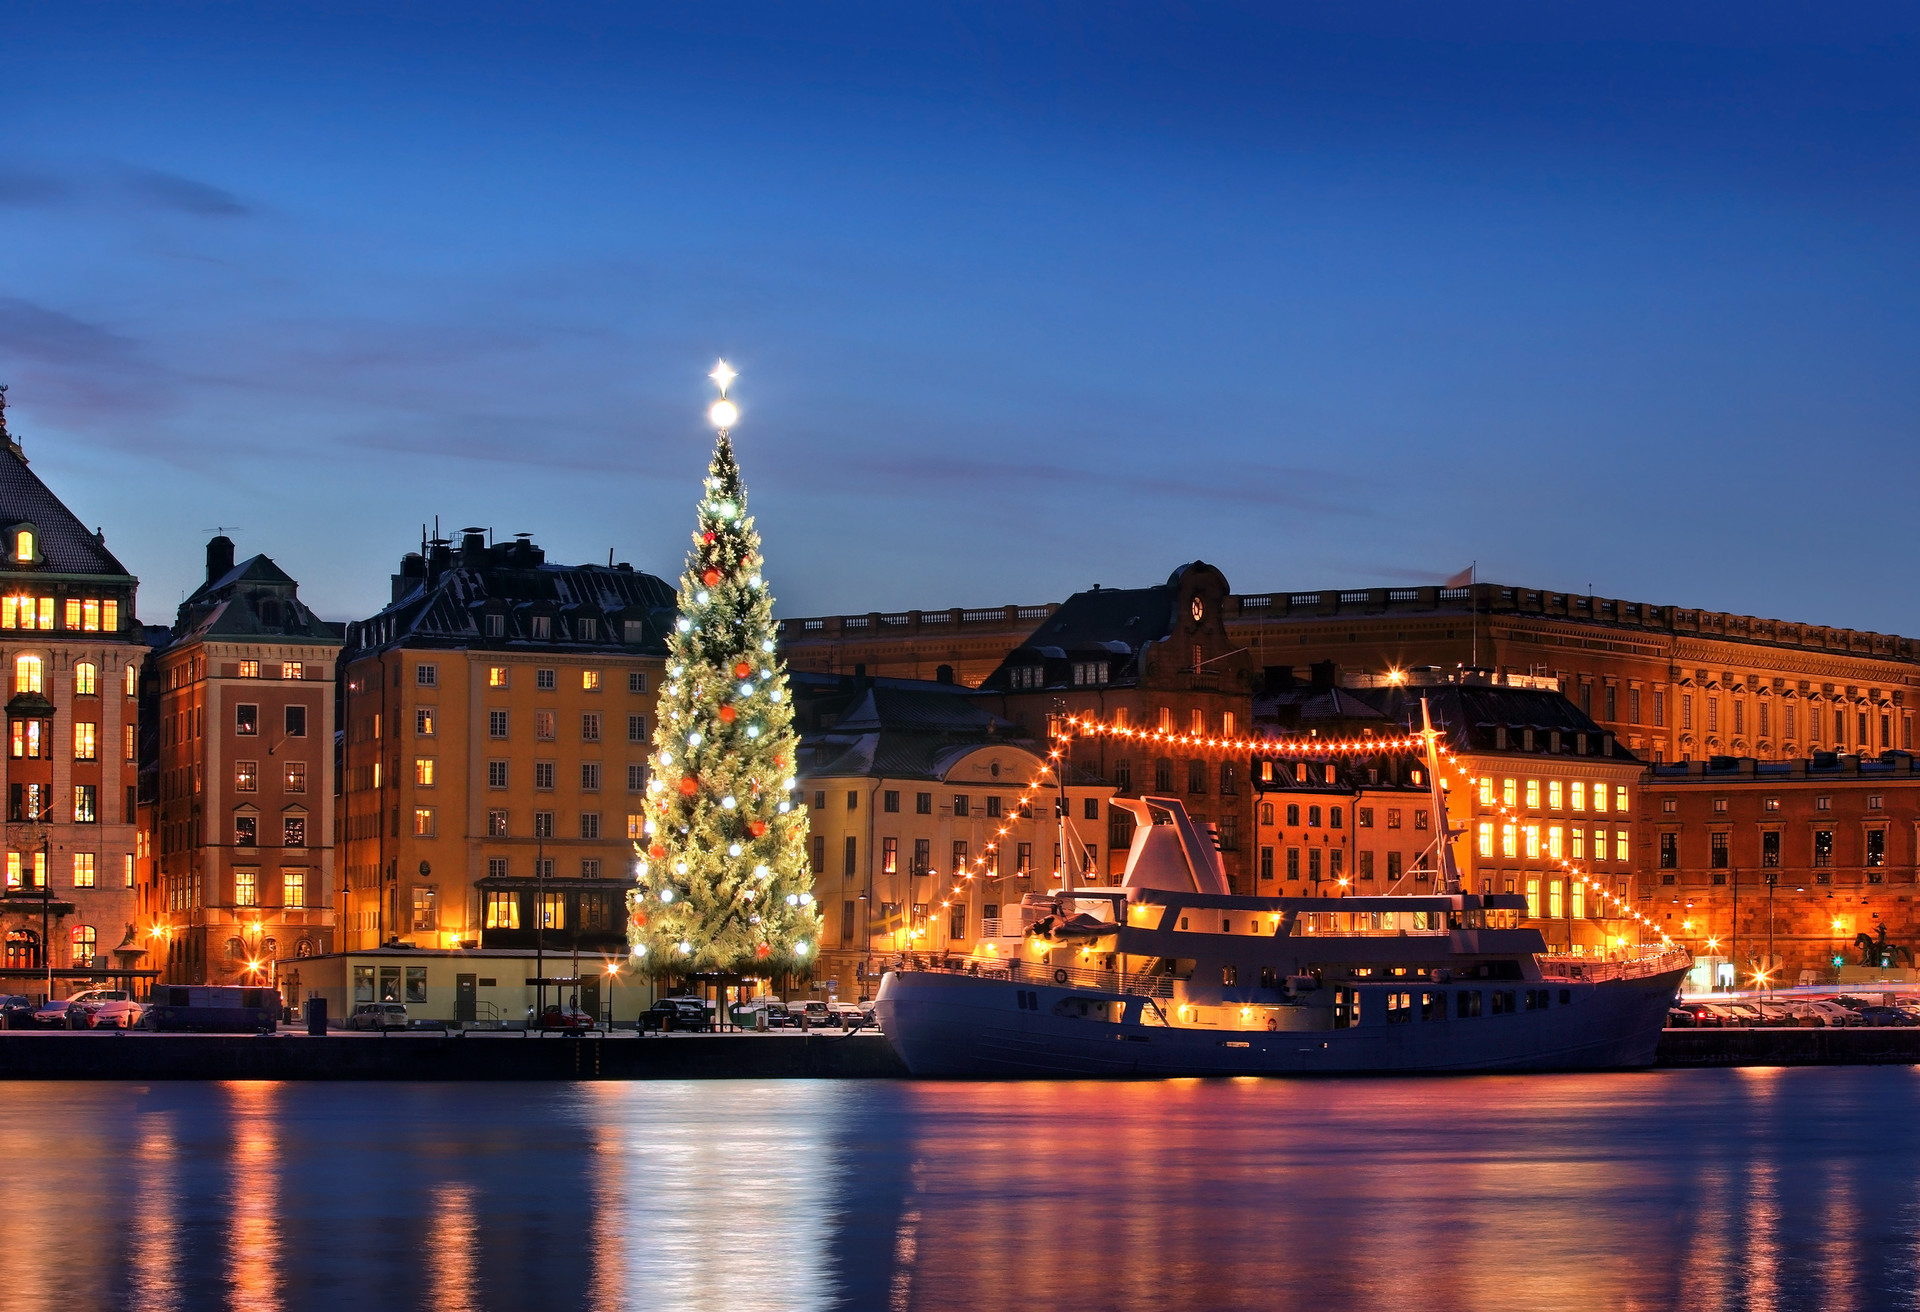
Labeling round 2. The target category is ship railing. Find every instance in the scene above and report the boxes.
[881,954,1172,997]
[1536,950,1692,983]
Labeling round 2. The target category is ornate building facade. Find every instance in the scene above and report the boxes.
[782,581,1919,766]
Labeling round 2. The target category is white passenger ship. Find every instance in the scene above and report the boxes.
[875,704,1687,1077]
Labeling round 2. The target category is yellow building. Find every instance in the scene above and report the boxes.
[1255,670,1647,956]
[337,531,671,959]
[794,677,1115,1000]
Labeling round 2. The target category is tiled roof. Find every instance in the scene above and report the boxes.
[169,554,337,647]
[0,443,133,580]
[981,563,1214,690]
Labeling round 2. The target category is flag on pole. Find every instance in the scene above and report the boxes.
[1443,563,1476,588]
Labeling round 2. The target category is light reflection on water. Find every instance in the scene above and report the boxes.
[2,1068,1919,1311]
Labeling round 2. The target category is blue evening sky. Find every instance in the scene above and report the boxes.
[2,4,1915,631]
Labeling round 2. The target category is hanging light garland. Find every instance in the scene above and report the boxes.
[1051,711,1673,951]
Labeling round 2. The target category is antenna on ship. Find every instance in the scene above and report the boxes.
[1419,697,1466,895]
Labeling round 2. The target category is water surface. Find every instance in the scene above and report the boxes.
[5,1069,1918,1311]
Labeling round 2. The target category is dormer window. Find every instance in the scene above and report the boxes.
[531,615,550,640]
[578,617,598,642]
[487,614,507,639]
[13,529,33,563]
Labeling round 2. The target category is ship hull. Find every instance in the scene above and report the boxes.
[875,968,1686,1078]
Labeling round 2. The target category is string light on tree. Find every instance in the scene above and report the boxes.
[627,361,817,975]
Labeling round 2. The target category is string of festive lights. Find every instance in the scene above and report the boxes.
[1056,710,1673,951]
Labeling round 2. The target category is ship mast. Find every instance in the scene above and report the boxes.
[1419,697,1465,894]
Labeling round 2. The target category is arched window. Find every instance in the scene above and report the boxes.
[73,662,96,696]
[225,936,246,961]
[69,925,96,968]
[14,654,41,694]
[295,938,314,959]
[14,529,33,563]
[261,937,277,960]
[5,928,38,970]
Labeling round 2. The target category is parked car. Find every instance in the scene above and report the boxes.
[1667,1002,1721,1028]
[345,1002,410,1031]
[731,998,799,1029]
[64,989,132,1027]
[0,995,33,1029]
[787,1000,833,1029]
[639,996,713,1033]
[531,1003,596,1034]
[1802,999,1863,1027]
[1851,1005,1917,1026]
[32,997,84,1028]
[88,997,146,1029]
[830,1000,878,1031]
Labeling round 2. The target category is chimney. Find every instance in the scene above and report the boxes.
[206,535,235,583]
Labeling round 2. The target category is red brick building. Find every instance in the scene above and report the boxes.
[1640,754,1920,986]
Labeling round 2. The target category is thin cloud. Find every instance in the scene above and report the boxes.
[116,166,250,218]
[0,167,73,208]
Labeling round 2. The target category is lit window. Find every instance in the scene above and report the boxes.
[1501,823,1517,858]
[1615,831,1629,862]
[69,925,95,968]
[124,724,135,762]
[485,891,520,929]
[235,869,257,906]
[284,816,306,847]
[14,529,32,562]
[124,665,136,697]
[235,760,259,792]
[72,785,96,823]
[1524,825,1540,859]
[283,662,304,680]
[64,599,80,629]
[81,599,99,631]
[1502,779,1516,807]
[1477,777,1493,806]
[1571,781,1586,811]
[1525,780,1540,809]
[416,707,436,736]
[1614,786,1628,812]
[627,813,645,840]
[416,758,435,787]
[13,654,41,695]
[414,808,435,837]
[489,666,509,688]
[1571,881,1585,919]
[1477,822,1493,857]
[1548,826,1564,860]
[284,763,305,793]
[583,670,601,692]
[102,600,117,633]
[123,855,134,888]
[72,722,96,761]
[1593,785,1609,814]
[71,853,95,888]
[1525,879,1540,918]
[284,870,305,909]
[73,662,96,696]
[1548,780,1562,810]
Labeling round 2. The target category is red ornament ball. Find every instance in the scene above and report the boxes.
[733,661,751,678]
[677,776,698,796]
[718,705,737,723]
[755,943,771,959]
[648,844,666,860]
[702,531,715,543]
[630,911,648,928]
[702,568,720,587]
[750,820,768,837]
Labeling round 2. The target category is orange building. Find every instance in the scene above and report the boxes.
[335,531,671,959]
[0,402,146,998]
[146,537,341,992]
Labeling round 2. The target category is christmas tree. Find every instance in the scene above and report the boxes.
[629,362,818,977]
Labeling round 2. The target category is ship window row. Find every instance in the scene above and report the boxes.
[1333,987,1571,1026]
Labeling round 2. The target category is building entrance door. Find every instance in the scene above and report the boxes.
[579,977,600,1024]
[455,973,477,1023]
